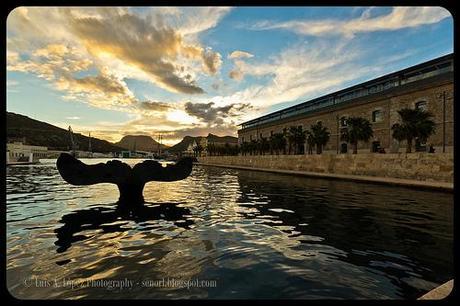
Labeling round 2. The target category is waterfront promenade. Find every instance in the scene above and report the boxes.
[198,152,453,191]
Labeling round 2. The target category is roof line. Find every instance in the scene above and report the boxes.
[238,52,453,126]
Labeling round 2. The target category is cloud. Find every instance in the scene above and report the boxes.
[184,101,252,125]
[214,38,401,125]
[8,44,137,110]
[65,9,209,94]
[8,7,228,97]
[66,116,81,120]
[138,101,173,112]
[202,48,222,75]
[228,50,254,59]
[228,50,254,81]
[228,68,244,81]
[250,7,450,38]
[175,7,233,35]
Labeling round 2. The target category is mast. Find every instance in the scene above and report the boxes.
[158,133,162,157]
[88,132,92,157]
[68,126,77,157]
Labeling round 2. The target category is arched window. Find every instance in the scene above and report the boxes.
[415,101,427,111]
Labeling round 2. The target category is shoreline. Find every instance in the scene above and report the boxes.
[196,163,453,192]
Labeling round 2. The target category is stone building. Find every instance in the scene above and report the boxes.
[238,53,453,154]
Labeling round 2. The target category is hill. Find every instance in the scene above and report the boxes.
[207,133,238,144]
[168,134,238,153]
[115,135,169,152]
[168,136,204,153]
[6,112,123,153]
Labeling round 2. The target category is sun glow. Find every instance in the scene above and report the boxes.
[166,109,199,125]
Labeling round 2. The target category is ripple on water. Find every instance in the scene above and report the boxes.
[6,160,454,299]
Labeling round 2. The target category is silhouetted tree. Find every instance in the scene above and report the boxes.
[309,122,330,154]
[258,137,270,155]
[306,131,315,155]
[287,126,307,154]
[269,133,287,155]
[249,139,258,155]
[193,144,203,157]
[240,142,249,156]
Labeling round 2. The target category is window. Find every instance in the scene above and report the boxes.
[270,131,273,136]
[340,117,347,127]
[372,110,383,123]
[415,101,427,111]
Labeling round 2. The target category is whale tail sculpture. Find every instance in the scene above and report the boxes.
[56,153,194,205]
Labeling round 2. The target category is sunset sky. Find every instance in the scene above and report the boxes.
[7,7,453,145]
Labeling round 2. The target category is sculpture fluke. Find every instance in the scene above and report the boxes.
[56,153,193,204]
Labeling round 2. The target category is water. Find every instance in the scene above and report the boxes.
[6,159,453,299]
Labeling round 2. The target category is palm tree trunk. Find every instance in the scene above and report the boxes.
[316,145,322,154]
[353,142,358,154]
[406,138,412,153]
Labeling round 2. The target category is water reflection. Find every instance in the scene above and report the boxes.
[6,161,453,299]
[234,170,453,298]
[54,202,194,253]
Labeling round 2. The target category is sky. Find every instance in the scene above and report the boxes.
[7,7,453,146]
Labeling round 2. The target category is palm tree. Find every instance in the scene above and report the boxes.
[306,131,315,155]
[249,139,258,155]
[206,143,216,156]
[341,117,374,154]
[309,122,330,154]
[240,142,249,156]
[224,143,231,156]
[258,137,269,155]
[269,133,287,155]
[193,144,203,157]
[391,108,436,153]
[287,126,307,154]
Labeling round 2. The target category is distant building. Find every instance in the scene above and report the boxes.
[180,135,238,157]
[238,53,453,154]
[7,141,48,164]
[184,140,199,156]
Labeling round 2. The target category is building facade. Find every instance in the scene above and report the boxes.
[6,141,49,163]
[238,54,454,154]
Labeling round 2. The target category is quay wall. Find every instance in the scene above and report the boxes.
[198,153,453,183]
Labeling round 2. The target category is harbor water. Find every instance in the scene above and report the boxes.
[6,159,453,299]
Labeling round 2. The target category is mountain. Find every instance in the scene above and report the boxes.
[7,112,123,153]
[206,133,238,144]
[168,136,204,153]
[115,135,169,152]
[168,134,238,153]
